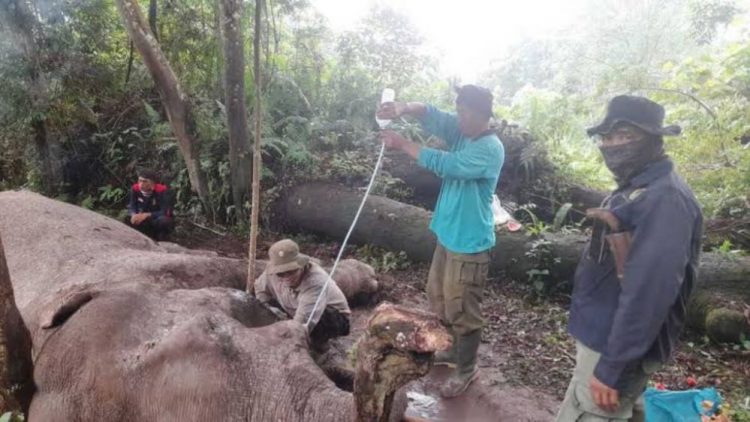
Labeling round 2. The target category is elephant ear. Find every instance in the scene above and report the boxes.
[40,289,98,329]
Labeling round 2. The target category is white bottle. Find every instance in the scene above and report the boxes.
[376,88,396,129]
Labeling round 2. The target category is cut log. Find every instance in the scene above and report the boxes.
[686,291,750,344]
[278,183,750,302]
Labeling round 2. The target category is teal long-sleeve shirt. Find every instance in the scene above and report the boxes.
[416,105,505,254]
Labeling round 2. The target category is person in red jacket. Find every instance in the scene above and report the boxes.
[125,169,174,241]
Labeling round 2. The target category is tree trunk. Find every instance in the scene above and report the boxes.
[246,0,263,292]
[1,0,64,195]
[686,291,750,344]
[114,0,211,213]
[148,0,158,41]
[218,0,252,218]
[278,183,750,302]
[0,233,34,414]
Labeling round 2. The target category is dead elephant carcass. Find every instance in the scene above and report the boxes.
[0,191,448,421]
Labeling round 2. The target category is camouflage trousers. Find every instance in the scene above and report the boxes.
[426,243,490,335]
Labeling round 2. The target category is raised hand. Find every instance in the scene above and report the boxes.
[376,101,406,120]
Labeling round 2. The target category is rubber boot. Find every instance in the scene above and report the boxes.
[439,329,481,398]
[433,327,457,367]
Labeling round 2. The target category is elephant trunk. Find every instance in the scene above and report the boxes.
[353,303,451,422]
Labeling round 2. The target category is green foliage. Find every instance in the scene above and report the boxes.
[371,174,413,201]
[1,0,748,241]
[689,0,741,44]
[98,184,126,205]
[0,411,24,422]
[490,30,750,223]
[325,150,375,184]
[712,239,747,257]
[501,89,613,190]
[524,238,564,296]
[520,202,579,296]
[728,406,750,422]
[0,0,445,224]
[517,204,549,236]
[552,202,573,232]
[355,244,410,273]
[651,41,750,219]
[717,239,735,254]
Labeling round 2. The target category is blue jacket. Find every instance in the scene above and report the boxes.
[568,159,703,390]
[416,105,505,253]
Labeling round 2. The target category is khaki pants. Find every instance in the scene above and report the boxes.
[426,243,490,336]
[556,341,660,422]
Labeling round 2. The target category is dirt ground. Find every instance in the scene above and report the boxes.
[171,221,750,421]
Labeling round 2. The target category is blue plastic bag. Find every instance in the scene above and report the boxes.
[644,387,722,422]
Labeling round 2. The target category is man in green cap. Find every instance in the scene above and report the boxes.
[376,85,505,398]
[254,239,351,345]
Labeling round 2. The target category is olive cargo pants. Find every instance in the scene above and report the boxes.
[426,243,490,335]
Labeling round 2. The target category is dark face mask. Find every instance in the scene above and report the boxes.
[599,140,665,184]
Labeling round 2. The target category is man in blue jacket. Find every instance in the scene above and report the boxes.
[556,95,703,421]
[376,85,505,398]
[125,169,174,241]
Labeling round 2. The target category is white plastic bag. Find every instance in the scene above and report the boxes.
[492,195,523,232]
[491,194,510,225]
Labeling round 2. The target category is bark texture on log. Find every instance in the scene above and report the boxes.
[686,291,750,343]
[279,183,750,302]
[0,234,34,414]
[114,0,210,210]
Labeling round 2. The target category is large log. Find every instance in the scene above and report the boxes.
[686,291,750,344]
[278,183,750,302]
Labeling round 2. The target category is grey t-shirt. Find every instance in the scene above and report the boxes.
[254,262,351,329]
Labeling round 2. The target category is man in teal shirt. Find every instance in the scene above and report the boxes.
[377,85,504,397]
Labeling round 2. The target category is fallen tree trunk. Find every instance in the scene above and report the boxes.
[686,291,750,344]
[278,183,750,303]
[280,183,750,342]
